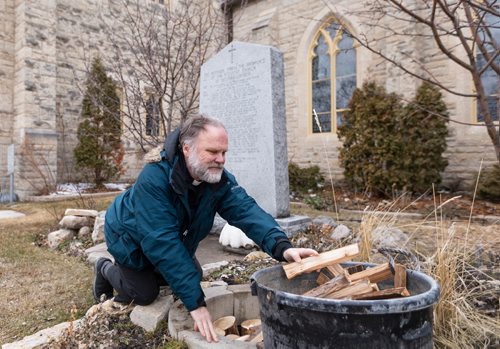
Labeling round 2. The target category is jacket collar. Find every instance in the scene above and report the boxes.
[163,127,181,164]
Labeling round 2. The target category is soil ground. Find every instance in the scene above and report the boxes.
[1,190,499,347]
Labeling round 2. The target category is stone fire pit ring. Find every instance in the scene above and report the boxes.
[168,284,261,348]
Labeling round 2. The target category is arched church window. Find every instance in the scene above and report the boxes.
[310,20,357,133]
[475,7,499,122]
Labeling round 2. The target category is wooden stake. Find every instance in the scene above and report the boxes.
[350,287,410,300]
[283,244,360,279]
[241,319,261,336]
[349,262,393,284]
[213,316,239,336]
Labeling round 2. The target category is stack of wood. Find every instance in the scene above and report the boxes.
[213,316,263,343]
[283,243,410,300]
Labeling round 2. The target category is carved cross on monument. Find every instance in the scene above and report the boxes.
[228,45,236,64]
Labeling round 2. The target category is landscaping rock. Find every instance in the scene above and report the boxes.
[243,251,270,262]
[78,226,92,238]
[201,260,229,278]
[2,320,81,349]
[330,224,352,240]
[59,215,94,230]
[85,242,113,265]
[372,226,409,249]
[130,295,174,332]
[64,208,98,217]
[47,229,75,249]
[210,214,227,235]
[312,215,338,227]
[92,211,106,244]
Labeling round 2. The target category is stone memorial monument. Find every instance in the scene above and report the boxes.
[200,41,310,234]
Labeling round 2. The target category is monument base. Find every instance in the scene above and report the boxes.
[276,215,311,237]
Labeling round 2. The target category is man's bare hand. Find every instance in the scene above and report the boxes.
[283,248,319,263]
[190,306,219,343]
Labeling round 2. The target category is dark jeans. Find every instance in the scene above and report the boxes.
[103,257,202,305]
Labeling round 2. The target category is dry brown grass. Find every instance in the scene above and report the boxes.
[0,196,115,345]
[352,193,500,349]
[427,223,500,348]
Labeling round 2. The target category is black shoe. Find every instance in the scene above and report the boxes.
[93,257,114,302]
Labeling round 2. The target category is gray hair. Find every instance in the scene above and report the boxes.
[179,114,226,147]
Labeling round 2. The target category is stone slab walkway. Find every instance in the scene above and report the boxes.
[0,210,26,220]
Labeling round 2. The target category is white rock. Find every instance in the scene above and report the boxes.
[372,226,409,249]
[243,251,269,262]
[92,212,106,244]
[130,295,174,332]
[47,229,75,249]
[218,223,256,249]
[312,216,337,227]
[210,214,227,235]
[78,226,92,238]
[64,208,98,217]
[330,224,352,240]
[201,260,229,278]
[59,215,94,230]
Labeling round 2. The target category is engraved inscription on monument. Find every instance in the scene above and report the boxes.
[200,41,289,217]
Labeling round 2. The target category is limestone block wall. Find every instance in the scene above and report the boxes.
[231,0,497,190]
[4,0,158,198]
[0,0,15,173]
[54,0,146,184]
[12,0,59,198]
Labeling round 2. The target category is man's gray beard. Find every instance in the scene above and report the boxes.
[187,149,223,183]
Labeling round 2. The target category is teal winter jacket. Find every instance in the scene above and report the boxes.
[104,129,292,311]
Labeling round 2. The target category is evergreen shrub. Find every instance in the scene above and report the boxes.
[338,81,449,196]
[477,164,500,202]
[74,57,124,188]
[288,162,324,194]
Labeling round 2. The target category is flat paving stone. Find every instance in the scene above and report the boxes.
[0,210,26,220]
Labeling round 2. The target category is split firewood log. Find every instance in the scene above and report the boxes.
[394,264,407,288]
[283,243,360,279]
[250,331,264,343]
[214,327,226,337]
[304,274,350,298]
[326,264,347,278]
[323,279,375,299]
[349,263,393,284]
[240,319,262,336]
[316,271,331,285]
[236,335,251,341]
[350,287,410,300]
[213,315,239,336]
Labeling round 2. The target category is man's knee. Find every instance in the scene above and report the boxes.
[132,287,159,306]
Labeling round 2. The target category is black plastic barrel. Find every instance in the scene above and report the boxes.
[251,263,440,349]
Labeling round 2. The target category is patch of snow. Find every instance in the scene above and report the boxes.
[104,183,129,191]
[53,183,94,195]
[51,183,128,196]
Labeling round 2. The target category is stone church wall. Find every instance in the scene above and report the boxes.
[1,0,156,198]
[0,0,15,172]
[231,0,497,190]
